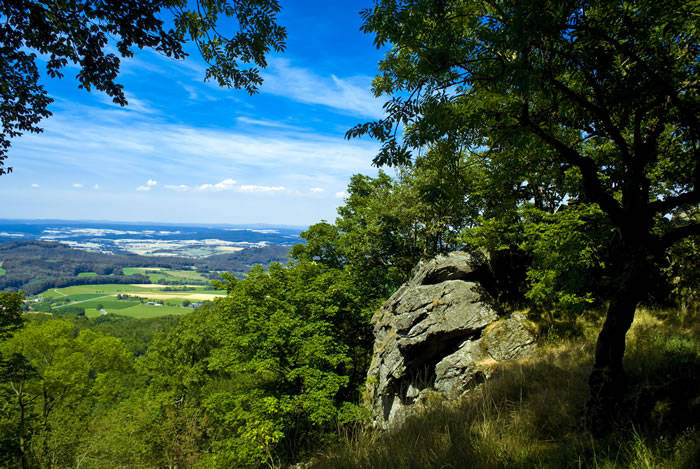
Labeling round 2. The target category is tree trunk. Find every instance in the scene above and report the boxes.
[17,390,27,469]
[42,385,51,469]
[586,245,646,432]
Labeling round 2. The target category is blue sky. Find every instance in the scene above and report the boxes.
[2,2,389,226]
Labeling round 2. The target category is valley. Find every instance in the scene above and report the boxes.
[0,220,300,318]
[30,282,225,318]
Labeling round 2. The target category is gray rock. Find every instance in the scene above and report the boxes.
[366,251,536,428]
[409,251,487,287]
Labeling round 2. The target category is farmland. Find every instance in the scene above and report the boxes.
[122,266,209,283]
[32,282,226,318]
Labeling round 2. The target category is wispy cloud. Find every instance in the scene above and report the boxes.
[93,184,100,190]
[19,106,377,177]
[72,183,84,188]
[262,59,384,119]
[335,191,348,198]
[239,185,285,193]
[165,184,191,192]
[31,183,40,188]
[197,178,236,191]
[12,103,379,213]
[309,187,324,193]
[177,81,199,100]
[236,116,304,130]
[99,91,159,115]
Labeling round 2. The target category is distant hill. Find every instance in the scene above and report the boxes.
[0,240,291,294]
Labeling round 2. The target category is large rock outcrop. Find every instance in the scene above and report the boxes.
[366,251,536,428]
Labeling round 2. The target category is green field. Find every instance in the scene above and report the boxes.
[35,283,225,319]
[77,272,97,277]
[0,261,5,276]
[122,267,208,283]
[84,304,192,319]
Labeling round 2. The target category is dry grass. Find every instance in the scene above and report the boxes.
[313,309,699,468]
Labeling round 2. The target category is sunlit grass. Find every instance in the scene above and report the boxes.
[314,309,699,468]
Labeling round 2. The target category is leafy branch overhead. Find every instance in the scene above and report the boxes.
[0,0,286,174]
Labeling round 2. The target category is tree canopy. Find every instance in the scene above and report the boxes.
[0,0,286,173]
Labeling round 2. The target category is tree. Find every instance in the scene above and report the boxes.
[138,259,380,467]
[350,0,698,425]
[0,291,23,340]
[0,0,286,173]
[0,291,30,468]
[0,320,133,467]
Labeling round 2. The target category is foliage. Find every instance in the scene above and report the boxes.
[135,261,377,467]
[518,203,614,325]
[664,214,700,320]
[293,157,478,301]
[0,0,286,172]
[0,291,23,340]
[0,319,133,467]
[77,314,182,356]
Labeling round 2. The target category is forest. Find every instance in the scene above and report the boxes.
[1,0,698,467]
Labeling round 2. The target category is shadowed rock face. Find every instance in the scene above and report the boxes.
[366,252,536,428]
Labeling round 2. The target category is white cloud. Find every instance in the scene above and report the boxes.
[72,183,83,188]
[239,185,285,193]
[262,59,384,119]
[31,183,40,188]
[197,178,236,191]
[309,187,324,193]
[93,184,100,190]
[165,184,191,192]
[12,104,379,210]
[136,179,157,192]
[335,191,348,198]
[17,104,378,178]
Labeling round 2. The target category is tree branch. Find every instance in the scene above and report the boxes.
[547,76,632,162]
[660,222,700,249]
[650,190,700,215]
[520,105,624,225]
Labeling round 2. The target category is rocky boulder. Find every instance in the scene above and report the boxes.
[365,251,536,428]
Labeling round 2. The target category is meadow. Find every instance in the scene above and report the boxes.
[33,282,226,318]
[121,266,209,283]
